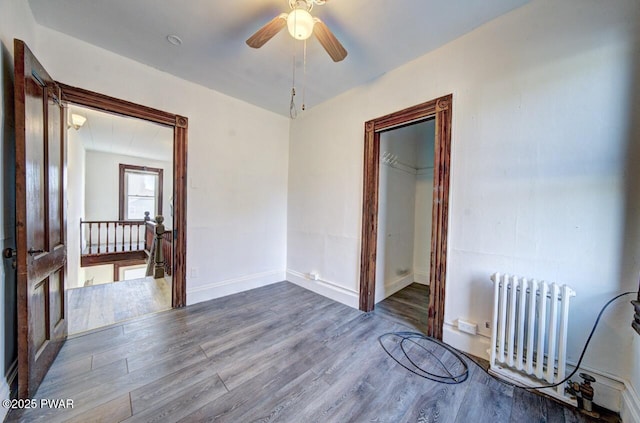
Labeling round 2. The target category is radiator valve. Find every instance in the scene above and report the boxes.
[567,372,596,415]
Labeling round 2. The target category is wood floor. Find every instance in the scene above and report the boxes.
[9,281,603,422]
[374,282,429,332]
[67,276,171,335]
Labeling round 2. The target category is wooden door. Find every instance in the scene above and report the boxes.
[14,39,68,398]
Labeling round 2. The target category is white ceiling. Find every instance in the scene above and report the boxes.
[69,105,173,161]
[28,0,528,117]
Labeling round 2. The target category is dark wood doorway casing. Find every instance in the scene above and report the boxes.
[359,94,452,340]
[58,83,188,307]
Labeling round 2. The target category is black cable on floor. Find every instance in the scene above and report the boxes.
[378,332,469,384]
[379,290,638,392]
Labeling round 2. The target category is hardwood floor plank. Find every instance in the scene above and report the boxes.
[176,347,333,422]
[454,379,513,423]
[125,370,227,422]
[38,359,129,399]
[10,281,605,423]
[68,277,171,335]
[361,335,475,423]
[402,383,470,423]
[98,305,279,370]
[470,360,514,398]
[300,347,401,422]
[312,316,400,385]
[219,333,328,391]
[510,388,548,422]
[215,369,329,423]
[546,398,568,423]
[63,393,132,423]
[373,282,430,332]
[129,357,221,414]
[55,325,125,362]
[316,312,381,351]
[25,348,208,422]
[271,323,403,423]
[201,301,342,365]
[39,355,92,386]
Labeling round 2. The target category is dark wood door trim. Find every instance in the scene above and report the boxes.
[58,84,188,307]
[359,94,452,340]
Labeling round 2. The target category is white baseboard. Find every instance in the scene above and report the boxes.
[286,269,359,309]
[0,360,17,422]
[414,271,429,285]
[622,381,640,423]
[186,270,285,305]
[442,322,491,359]
[376,273,415,303]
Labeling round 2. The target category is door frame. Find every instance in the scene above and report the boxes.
[59,83,188,307]
[359,94,452,340]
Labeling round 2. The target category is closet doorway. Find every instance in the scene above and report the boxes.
[359,94,452,339]
[373,119,435,332]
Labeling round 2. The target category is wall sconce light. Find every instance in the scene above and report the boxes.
[70,113,87,130]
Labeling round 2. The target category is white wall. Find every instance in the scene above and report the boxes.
[375,132,418,302]
[67,128,86,289]
[287,0,640,412]
[0,3,290,411]
[29,27,290,303]
[413,120,435,284]
[84,150,172,224]
[81,264,113,287]
[0,0,38,414]
[621,16,640,420]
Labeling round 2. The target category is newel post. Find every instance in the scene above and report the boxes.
[154,215,165,279]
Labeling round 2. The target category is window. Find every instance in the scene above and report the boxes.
[119,164,163,220]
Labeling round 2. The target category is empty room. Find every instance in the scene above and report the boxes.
[1,0,639,422]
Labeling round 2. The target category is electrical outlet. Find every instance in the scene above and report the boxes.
[457,319,478,335]
[190,267,199,278]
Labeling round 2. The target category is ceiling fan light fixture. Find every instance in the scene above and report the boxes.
[287,8,315,40]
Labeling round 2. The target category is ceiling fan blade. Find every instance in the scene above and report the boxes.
[246,13,288,49]
[313,18,347,62]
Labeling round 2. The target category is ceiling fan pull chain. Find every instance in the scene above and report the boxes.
[290,87,298,119]
[302,39,307,111]
[290,41,298,119]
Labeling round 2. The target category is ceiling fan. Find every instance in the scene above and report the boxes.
[246,0,348,62]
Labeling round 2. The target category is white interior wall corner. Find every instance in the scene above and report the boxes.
[287,0,640,393]
[32,24,291,301]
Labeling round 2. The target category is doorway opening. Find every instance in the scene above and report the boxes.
[372,118,435,332]
[66,104,174,334]
[59,83,188,327]
[359,94,452,340]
